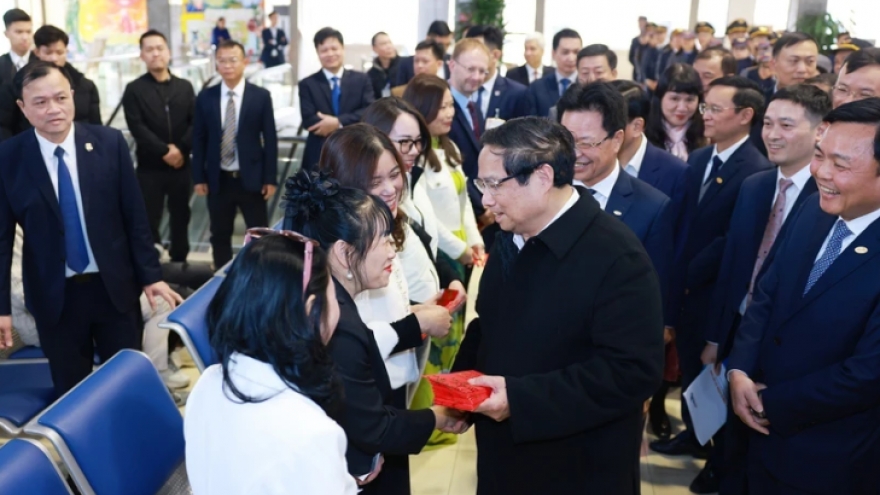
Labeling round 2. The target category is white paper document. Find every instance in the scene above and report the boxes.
[683,364,729,446]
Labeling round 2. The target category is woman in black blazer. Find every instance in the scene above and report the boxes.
[282,170,466,495]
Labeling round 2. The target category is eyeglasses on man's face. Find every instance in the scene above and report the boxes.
[699,102,744,115]
[573,135,611,151]
[474,175,519,195]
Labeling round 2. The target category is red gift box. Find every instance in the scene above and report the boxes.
[425,370,492,411]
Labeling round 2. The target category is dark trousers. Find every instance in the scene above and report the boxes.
[207,172,268,268]
[747,456,815,495]
[38,275,142,397]
[137,168,191,262]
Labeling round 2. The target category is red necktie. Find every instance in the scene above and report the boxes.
[467,101,481,140]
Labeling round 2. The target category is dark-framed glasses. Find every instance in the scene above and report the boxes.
[245,228,319,294]
[394,137,425,154]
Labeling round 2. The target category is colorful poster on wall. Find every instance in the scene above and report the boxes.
[77,0,148,45]
[182,1,263,59]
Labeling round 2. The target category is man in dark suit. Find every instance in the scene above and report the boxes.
[0,62,182,396]
[629,16,649,83]
[446,38,492,224]
[577,44,618,85]
[652,76,773,459]
[192,40,278,269]
[691,85,829,494]
[453,117,664,494]
[728,98,880,494]
[211,17,230,46]
[527,28,582,117]
[0,25,101,141]
[464,26,528,120]
[641,24,666,92]
[390,39,445,97]
[507,32,553,86]
[0,9,31,88]
[367,31,401,99]
[123,30,195,263]
[558,81,674,314]
[298,27,374,171]
[260,11,287,68]
[832,48,880,110]
[393,20,453,87]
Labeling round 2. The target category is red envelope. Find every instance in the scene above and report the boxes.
[425,370,492,411]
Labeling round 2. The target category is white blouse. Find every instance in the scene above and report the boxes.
[185,353,357,495]
[401,171,464,260]
[420,147,484,257]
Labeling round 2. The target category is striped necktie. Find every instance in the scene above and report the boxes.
[221,90,236,168]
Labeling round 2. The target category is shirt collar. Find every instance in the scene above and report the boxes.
[556,70,576,84]
[482,71,498,94]
[322,67,344,81]
[574,161,619,199]
[10,51,29,66]
[626,134,649,175]
[711,134,750,164]
[222,78,245,98]
[842,207,880,240]
[778,162,813,192]
[513,187,580,250]
[35,125,76,159]
[450,86,472,109]
[226,352,292,398]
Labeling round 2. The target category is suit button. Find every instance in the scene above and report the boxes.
[684,289,690,295]
[773,337,781,346]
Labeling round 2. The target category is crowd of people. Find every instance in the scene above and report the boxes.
[1,5,880,495]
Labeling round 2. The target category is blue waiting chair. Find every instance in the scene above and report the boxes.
[0,358,54,435]
[24,349,189,495]
[159,275,224,372]
[0,438,73,495]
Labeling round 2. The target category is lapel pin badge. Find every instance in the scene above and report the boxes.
[85,143,93,152]
[855,246,868,254]
[715,177,723,184]
[613,210,622,216]
[495,90,501,97]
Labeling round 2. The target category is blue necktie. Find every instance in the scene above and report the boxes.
[560,78,570,96]
[331,76,341,115]
[55,146,89,273]
[804,219,852,295]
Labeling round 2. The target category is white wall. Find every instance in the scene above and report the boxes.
[827,0,880,42]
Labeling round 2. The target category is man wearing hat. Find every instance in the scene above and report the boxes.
[673,31,699,65]
[733,37,754,75]
[726,19,749,46]
[695,22,715,52]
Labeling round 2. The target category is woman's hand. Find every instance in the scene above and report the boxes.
[471,245,486,267]
[446,281,468,314]
[411,303,452,338]
[458,248,473,266]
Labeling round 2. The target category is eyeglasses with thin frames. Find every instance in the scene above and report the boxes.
[244,228,319,296]
[832,85,876,100]
[574,135,612,151]
[699,102,744,115]
[474,175,519,195]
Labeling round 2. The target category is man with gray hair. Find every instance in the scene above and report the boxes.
[452,116,664,493]
[507,32,553,86]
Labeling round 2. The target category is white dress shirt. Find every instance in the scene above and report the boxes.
[814,207,880,263]
[574,161,620,211]
[514,187,580,250]
[35,127,99,276]
[185,353,358,495]
[478,72,497,119]
[703,134,750,184]
[624,134,649,177]
[10,51,29,70]
[322,67,345,89]
[219,78,245,171]
[526,64,542,84]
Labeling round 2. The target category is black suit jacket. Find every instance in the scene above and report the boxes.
[327,278,435,482]
[447,99,484,216]
[260,28,288,67]
[393,56,450,87]
[192,82,278,194]
[706,169,816,355]
[728,196,880,494]
[639,142,689,227]
[667,140,773,329]
[485,76,529,121]
[605,172,674,320]
[527,72,567,117]
[454,192,664,494]
[0,124,161,329]
[0,53,15,89]
[506,64,554,86]
[298,69,374,171]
